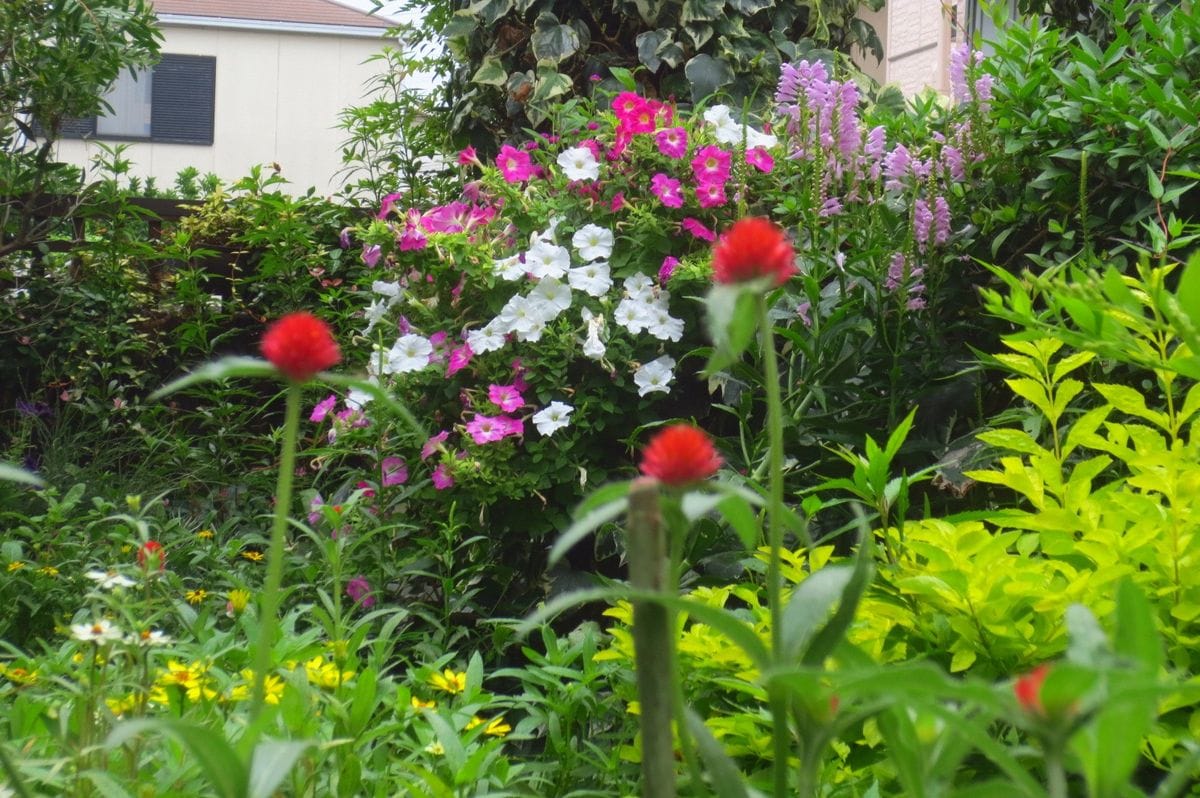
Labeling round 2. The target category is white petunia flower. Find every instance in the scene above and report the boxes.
[634,355,677,397]
[371,280,402,300]
[531,276,573,314]
[614,298,655,334]
[704,103,777,148]
[525,240,571,279]
[530,216,566,247]
[582,312,607,360]
[557,146,600,181]
[362,298,389,335]
[646,306,685,342]
[385,334,433,374]
[494,254,527,281]
[496,295,549,337]
[85,570,136,590]
[346,383,375,410]
[623,273,655,302]
[532,401,574,436]
[567,260,612,297]
[572,224,614,261]
[71,619,123,644]
[467,323,506,354]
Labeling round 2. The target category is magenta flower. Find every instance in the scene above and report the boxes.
[933,196,951,245]
[381,456,408,487]
[432,463,454,490]
[377,192,403,219]
[458,146,480,166]
[308,493,325,525]
[488,384,525,412]
[356,480,377,499]
[497,415,525,438]
[466,415,508,445]
[656,127,688,159]
[691,145,731,183]
[680,217,716,242]
[612,91,644,124]
[446,344,473,377]
[421,430,450,461]
[309,394,338,423]
[610,192,627,211]
[913,198,933,251]
[696,180,728,209]
[659,256,679,284]
[362,244,382,267]
[346,576,375,608]
[650,173,684,208]
[497,144,534,183]
[745,146,774,173]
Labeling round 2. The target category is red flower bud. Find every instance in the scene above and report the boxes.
[711,217,797,287]
[261,312,341,382]
[639,424,722,485]
[137,540,165,572]
[1014,663,1051,715]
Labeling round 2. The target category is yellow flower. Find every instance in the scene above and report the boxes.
[196,529,214,540]
[106,694,139,717]
[158,660,216,700]
[184,589,208,605]
[6,561,24,572]
[303,656,353,689]
[465,715,484,730]
[411,696,436,710]
[37,566,59,577]
[240,550,264,562]
[424,741,445,756]
[227,589,251,613]
[0,664,38,685]
[428,668,467,695]
[484,716,512,737]
[231,670,285,704]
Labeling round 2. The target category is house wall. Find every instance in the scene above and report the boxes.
[51,24,389,196]
[855,0,956,95]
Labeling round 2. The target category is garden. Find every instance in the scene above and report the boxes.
[2,0,1200,795]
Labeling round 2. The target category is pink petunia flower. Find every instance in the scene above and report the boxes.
[659,256,679,284]
[466,415,508,445]
[346,576,375,608]
[377,192,403,219]
[421,430,450,461]
[496,144,534,183]
[691,145,731,183]
[446,344,473,377]
[680,217,716,242]
[655,127,688,159]
[309,394,338,423]
[745,147,775,173]
[650,173,684,208]
[496,415,525,438]
[362,244,382,267]
[695,180,728,209]
[380,456,408,487]
[432,463,454,490]
[488,384,525,412]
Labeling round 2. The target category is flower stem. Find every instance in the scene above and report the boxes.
[252,381,302,718]
[760,294,791,797]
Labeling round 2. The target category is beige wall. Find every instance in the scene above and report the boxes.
[52,24,389,196]
[855,0,955,95]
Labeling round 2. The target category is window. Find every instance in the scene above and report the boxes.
[59,54,216,145]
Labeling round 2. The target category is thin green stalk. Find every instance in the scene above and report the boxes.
[760,294,791,798]
[252,382,302,718]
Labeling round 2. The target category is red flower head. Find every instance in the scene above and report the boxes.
[137,540,166,572]
[639,424,723,486]
[261,312,341,382]
[1013,663,1051,715]
[711,217,797,287]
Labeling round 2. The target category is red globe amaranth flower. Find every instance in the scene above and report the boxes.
[639,424,722,485]
[261,312,341,382]
[1014,663,1051,715]
[137,540,166,572]
[711,217,797,286]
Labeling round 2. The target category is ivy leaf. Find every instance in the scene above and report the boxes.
[633,0,667,24]
[683,22,715,50]
[471,56,509,86]
[727,0,771,12]
[685,52,732,100]
[467,0,513,26]
[531,12,581,65]
[636,29,670,73]
[681,0,726,24]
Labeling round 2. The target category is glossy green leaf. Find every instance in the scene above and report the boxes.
[547,495,629,567]
[149,356,277,400]
[247,740,316,798]
[107,719,247,798]
[684,708,751,798]
[780,565,854,661]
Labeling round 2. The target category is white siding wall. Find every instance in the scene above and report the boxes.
[854,0,955,95]
[52,24,388,195]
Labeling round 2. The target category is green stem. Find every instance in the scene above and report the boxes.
[760,294,791,798]
[1046,743,1067,798]
[252,382,302,718]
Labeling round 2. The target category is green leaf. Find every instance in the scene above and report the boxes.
[531,12,580,65]
[1113,580,1161,674]
[149,356,277,400]
[684,708,751,798]
[1175,251,1200,334]
[425,712,468,773]
[107,719,248,798]
[1093,383,1169,430]
[704,283,761,374]
[633,0,666,24]
[716,493,760,550]
[607,65,637,90]
[247,740,316,798]
[680,0,725,24]
[467,0,513,25]
[780,565,854,661]
[685,52,732,102]
[471,56,508,86]
[530,68,572,103]
[547,495,629,567]
[0,462,44,487]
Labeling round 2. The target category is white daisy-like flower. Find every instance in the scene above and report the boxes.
[525,240,571,279]
[623,273,655,302]
[557,146,600,182]
[85,570,136,590]
[634,355,677,397]
[71,619,123,644]
[614,298,653,334]
[532,401,574,436]
[567,260,612,297]
[531,276,573,314]
[572,224,614,261]
[646,306,685,342]
[127,629,172,647]
[385,334,433,374]
[467,323,506,354]
[495,254,527,281]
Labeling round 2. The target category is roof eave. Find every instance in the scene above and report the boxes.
[157,14,394,38]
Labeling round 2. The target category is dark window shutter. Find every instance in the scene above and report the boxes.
[151,54,216,145]
[44,116,96,139]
